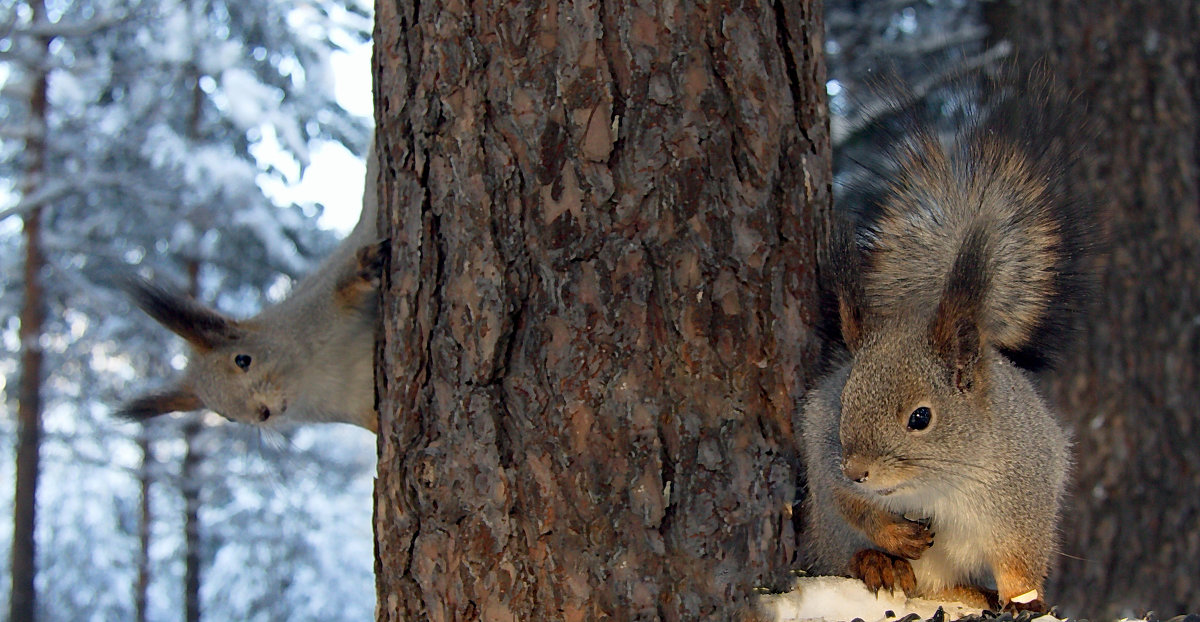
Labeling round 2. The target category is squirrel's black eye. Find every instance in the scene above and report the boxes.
[907,406,932,431]
[234,354,252,371]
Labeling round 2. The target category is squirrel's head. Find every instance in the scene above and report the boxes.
[833,225,995,499]
[117,279,291,427]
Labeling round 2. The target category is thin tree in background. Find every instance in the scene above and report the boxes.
[179,262,203,622]
[180,419,202,622]
[10,1,52,619]
[134,424,153,622]
[180,11,206,611]
[373,0,830,618]
[987,0,1200,617]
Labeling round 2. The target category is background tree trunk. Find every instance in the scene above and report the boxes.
[11,1,51,620]
[180,418,203,622]
[135,429,153,622]
[372,0,830,618]
[988,1,1200,617]
[181,261,203,622]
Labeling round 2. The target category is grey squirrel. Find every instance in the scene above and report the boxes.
[799,80,1090,612]
[117,143,383,432]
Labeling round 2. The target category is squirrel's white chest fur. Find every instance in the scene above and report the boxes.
[887,490,996,593]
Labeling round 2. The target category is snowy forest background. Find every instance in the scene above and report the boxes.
[3,0,1184,621]
[0,1,377,620]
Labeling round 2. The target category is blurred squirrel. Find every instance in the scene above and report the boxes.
[799,75,1091,612]
[117,142,383,432]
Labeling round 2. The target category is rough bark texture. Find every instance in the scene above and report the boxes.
[988,1,1200,618]
[11,1,50,620]
[373,0,830,619]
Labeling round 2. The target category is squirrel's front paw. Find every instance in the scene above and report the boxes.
[355,239,390,286]
[873,517,934,559]
[850,549,917,595]
[335,239,391,308]
[1001,594,1048,614]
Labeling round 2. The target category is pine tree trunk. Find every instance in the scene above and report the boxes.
[372,1,830,618]
[181,261,203,622]
[10,1,51,620]
[181,419,203,622]
[177,32,207,621]
[135,430,153,622]
[988,1,1200,617]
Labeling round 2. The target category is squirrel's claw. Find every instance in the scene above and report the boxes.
[850,549,917,595]
[356,238,390,286]
[336,239,391,308]
[874,517,935,559]
[1001,597,1048,615]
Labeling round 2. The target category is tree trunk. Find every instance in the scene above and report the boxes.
[180,419,203,622]
[373,0,830,619]
[135,430,153,622]
[10,1,51,620]
[987,1,1200,617]
[181,261,203,622]
[178,27,208,619]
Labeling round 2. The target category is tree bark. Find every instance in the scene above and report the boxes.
[373,0,830,619]
[181,419,203,622]
[11,1,51,620]
[135,430,153,622]
[179,25,208,619]
[181,261,203,622]
[988,1,1200,617]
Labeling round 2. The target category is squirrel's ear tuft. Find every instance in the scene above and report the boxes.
[838,289,866,353]
[122,277,242,350]
[116,387,204,421]
[930,225,991,391]
[824,218,870,353]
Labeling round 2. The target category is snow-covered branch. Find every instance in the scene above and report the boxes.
[12,8,136,40]
[826,0,920,29]
[0,122,42,141]
[832,41,1012,148]
[0,170,179,223]
[866,25,989,58]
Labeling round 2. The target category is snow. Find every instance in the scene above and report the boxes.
[250,124,304,183]
[48,70,87,110]
[95,105,127,136]
[220,67,283,130]
[232,204,310,275]
[198,40,245,77]
[762,576,985,622]
[156,4,193,63]
[761,577,1088,622]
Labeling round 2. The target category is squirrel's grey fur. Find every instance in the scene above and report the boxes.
[800,76,1089,611]
[118,141,382,432]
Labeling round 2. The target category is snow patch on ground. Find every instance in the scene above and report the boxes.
[762,576,983,622]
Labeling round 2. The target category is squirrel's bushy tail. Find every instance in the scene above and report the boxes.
[849,70,1093,370]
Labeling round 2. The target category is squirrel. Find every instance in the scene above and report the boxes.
[117,142,384,432]
[798,78,1091,612]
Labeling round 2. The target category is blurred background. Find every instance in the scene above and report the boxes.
[1,1,376,620]
[2,0,1197,620]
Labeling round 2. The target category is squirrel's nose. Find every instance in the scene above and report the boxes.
[842,457,870,483]
[258,405,271,422]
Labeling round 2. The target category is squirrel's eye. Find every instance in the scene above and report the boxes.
[907,406,932,431]
[234,354,252,371]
